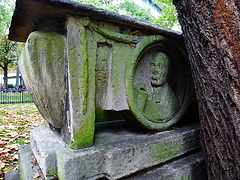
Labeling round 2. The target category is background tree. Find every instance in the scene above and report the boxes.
[151,0,179,29]
[173,0,240,179]
[73,0,179,29]
[0,0,23,89]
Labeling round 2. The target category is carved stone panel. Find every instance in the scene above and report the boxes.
[18,31,66,129]
[125,36,193,130]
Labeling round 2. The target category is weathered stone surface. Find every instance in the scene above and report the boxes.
[66,16,96,149]
[124,152,207,180]
[30,126,67,179]
[4,170,20,180]
[18,145,45,180]
[18,146,206,180]
[30,121,201,179]
[18,31,66,129]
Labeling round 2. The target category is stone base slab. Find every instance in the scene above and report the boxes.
[124,152,207,180]
[25,121,205,179]
[18,146,207,180]
[18,145,45,180]
[4,170,20,180]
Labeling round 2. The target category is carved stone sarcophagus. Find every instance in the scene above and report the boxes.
[9,0,194,149]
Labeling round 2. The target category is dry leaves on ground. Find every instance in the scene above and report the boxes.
[0,103,44,178]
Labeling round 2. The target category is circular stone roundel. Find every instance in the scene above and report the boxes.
[125,36,193,130]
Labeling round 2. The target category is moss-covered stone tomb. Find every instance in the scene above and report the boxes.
[9,0,207,179]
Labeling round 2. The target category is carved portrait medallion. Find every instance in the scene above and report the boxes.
[125,36,193,130]
[134,51,179,123]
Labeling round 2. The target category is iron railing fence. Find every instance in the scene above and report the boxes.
[0,90,33,104]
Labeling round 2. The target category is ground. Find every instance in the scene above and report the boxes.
[0,103,44,179]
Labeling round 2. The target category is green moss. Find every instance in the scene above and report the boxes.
[23,46,30,83]
[67,18,97,149]
[68,48,80,98]
[112,42,133,97]
[68,19,88,115]
[56,148,79,180]
[80,23,88,115]
[23,42,43,111]
[95,107,110,122]
[151,141,183,163]
[44,32,65,64]
[18,165,24,180]
[181,175,191,180]
[70,112,95,149]
[24,32,65,123]
[90,22,138,43]
[56,149,70,180]
[95,107,123,122]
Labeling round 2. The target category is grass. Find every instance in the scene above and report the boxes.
[0,92,33,104]
[0,103,44,179]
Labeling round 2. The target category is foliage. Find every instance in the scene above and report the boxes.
[0,1,12,38]
[0,103,44,178]
[117,0,152,21]
[151,0,179,29]
[0,36,23,70]
[73,0,179,29]
[0,0,24,89]
[74,0,152,20]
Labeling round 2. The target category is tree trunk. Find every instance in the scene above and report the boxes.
[3,64,8,90]
[173,0,240,179]
[16,66,20,89]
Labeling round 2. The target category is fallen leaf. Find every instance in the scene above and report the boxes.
[9,144,19,150]
[9,132,18,138]
[5,169,12,172]
[32,157,38,167]
[0,141,6,146]
[33,172,41,179]
[12,154,18,160]
[0,161,5,170]
[133,30,142,35]
[1,150,10,155]
[53,174,59,179]
[167,127,179,131]
[130,43,136,48]
[148,131,158,135]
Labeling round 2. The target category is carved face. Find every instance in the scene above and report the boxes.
[150,52,170,86]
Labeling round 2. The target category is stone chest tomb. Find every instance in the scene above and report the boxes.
[9,0,206,179]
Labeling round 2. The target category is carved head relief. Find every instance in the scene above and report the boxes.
[150,52,170,87]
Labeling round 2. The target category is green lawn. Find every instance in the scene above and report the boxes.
[0,103,44,179]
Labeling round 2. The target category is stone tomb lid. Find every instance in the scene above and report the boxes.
[9,0,182,42]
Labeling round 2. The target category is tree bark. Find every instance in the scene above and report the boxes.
[3,64,8,90]
[173,0,240,179]
[15,66,20,89]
